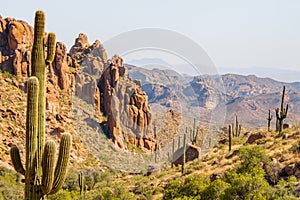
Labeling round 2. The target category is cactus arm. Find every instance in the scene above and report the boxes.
[41,141,56,195]
[50,133,72,194]
[281,85,286,111]
[45,32,56,65]
[10,146,25,175]
[25,77,39,200]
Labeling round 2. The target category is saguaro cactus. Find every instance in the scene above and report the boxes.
[10,11,71,200]
[275,85,288,135]
[235,115,239,137]
[267,109,273,132]
[182,134,187,175]
[228,125,232,151]
[171,138,175,168]
[78,172,86,198]
[31,10,56,176]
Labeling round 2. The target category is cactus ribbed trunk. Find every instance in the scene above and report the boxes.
[31,10,47,178]
[228,125,232,152]
[235,115,238,137]
[267,109,273,132]
[25,77,41,200]
[171,138,175,168]
[182,134,186,175]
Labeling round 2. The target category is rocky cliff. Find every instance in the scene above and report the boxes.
[0,15,156,154]
[99,55,156,151]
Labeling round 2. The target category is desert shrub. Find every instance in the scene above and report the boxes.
[86,183,135,200]
[164,174,209,199]
[47,190,80,200]
[201,179,229,200]
[0,167,23,199]
[237,145,267,174]
[164,179,183,199]
[289,142,300,154]
[222,168,272,200]
[271,176,299,199]
[62,171,79,191]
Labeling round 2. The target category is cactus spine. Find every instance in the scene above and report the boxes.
[267,109,273,132]
[182,134,186,175]
[228,124,232,151]
[10,11,71,200]
[275,85,288,135]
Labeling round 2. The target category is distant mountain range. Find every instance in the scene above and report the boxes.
[126,63,300,128]
[127,58,300,82]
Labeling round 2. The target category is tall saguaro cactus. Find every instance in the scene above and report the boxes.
[235,115,239,137]
[267,109,273,132]
[31,10,56,176]
[182,134,187,175]
[228,124,232,152]
[10,11,72,200]
[275,85,288,135]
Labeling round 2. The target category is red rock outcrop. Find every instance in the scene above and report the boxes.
[50,42,76,93]
[0,17,33,77]
[69,34,107,111]
[99,55,156,151]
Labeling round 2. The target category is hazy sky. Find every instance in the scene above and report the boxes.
[2,0,300,80]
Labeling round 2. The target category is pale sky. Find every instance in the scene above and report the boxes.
[1,0,300,80]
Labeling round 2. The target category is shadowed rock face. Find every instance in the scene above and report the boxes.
[173,144,201,166]
[99,55,156,152]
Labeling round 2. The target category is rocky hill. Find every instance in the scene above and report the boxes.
[128,65,300,128]
[0,15,159,171]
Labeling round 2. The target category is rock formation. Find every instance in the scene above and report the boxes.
[0,17,33,77]
[0,15,156,152]
[69,33,108,112]
[99,55,156,151]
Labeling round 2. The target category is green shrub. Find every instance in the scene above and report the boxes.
[47,190,80,200]
[222,168,272,200]
[237,145,267,174]
[0,167,23,199]
[201,179,229,200]
[272,176,299,199]
[164,175,209,199]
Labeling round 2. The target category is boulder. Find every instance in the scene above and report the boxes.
[246,132,265,144]
[173,144,201,166]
